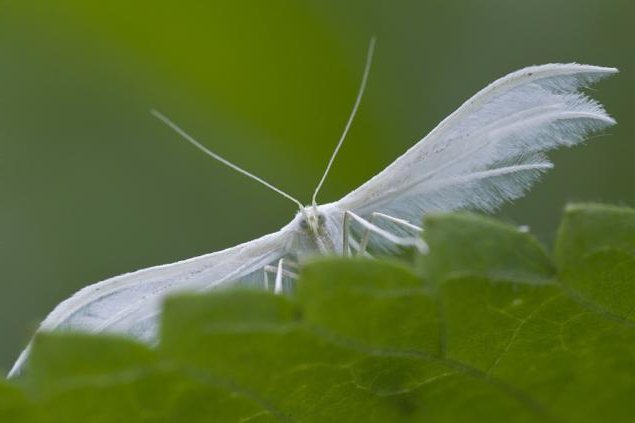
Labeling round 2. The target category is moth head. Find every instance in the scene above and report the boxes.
[299,207,326,234]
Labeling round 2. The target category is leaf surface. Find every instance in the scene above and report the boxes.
[2,204,635,421]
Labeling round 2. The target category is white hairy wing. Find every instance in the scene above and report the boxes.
[9,227,294,377]
[337,63,617,223]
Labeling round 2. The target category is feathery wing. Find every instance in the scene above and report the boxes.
[8,227,294,378]
[337,64,617,223]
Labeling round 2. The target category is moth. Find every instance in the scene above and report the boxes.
[8,39,617,377]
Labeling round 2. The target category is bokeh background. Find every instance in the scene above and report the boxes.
[0,0,633,371]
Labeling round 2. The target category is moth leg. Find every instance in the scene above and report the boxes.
[263,268,270,290]
[372,212,423,233]
[283,259,300,271]
[357,213,378,256]
[274,259,285,294]
[264,265,299,281]
[360,212,428,253]
[342,211,373,257]
[264,260,299,294]
[358,212,424,254]
[345,211,428,254]
[342,210,352,256]
[350,237,373,258]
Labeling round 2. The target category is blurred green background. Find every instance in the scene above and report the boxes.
[0,0,632,372]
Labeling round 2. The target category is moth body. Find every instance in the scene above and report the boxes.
[296,204,344,255]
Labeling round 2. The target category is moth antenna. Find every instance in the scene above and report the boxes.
[151,110,304,209]
[311,36,376,206]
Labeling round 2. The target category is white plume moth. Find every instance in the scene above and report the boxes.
[8,38,617,377]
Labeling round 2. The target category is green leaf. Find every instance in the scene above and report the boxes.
[2,204,635,421]
[440,276,635,421]
[556,203,635,323]
[0,382,30,422]
[556,203,635,268]
[297,259,440,353]
[159,290,399,421]
[25,335,178,422]
[25,333,278,422]
[421,213,556,285]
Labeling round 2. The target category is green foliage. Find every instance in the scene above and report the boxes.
[3,204,635,422]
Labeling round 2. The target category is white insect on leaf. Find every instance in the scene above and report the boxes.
[8,38,617,378]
